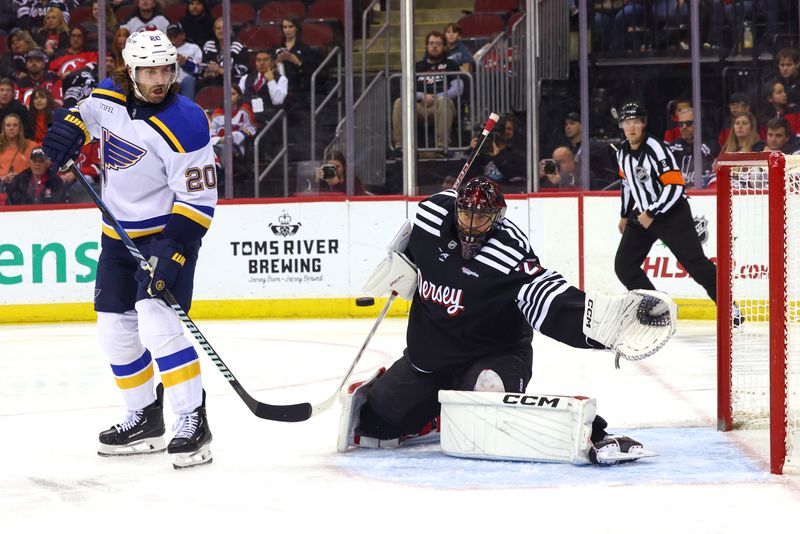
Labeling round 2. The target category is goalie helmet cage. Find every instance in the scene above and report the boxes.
[716,150,800,475]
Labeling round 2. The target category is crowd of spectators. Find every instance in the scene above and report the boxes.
[1,1,800,201]
[0,0,353,203]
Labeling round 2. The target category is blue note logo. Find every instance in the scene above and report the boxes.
[103,127,146,170]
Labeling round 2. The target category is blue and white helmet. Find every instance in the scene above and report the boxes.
[122,30,178,101]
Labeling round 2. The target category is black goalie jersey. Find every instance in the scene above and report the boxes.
[403,189,598,372]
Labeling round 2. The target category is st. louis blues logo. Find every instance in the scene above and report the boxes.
[103,127,146,170]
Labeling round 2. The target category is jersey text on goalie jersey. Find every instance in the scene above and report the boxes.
[417,271,465,316]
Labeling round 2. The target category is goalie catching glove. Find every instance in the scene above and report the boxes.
[583,289,677,368]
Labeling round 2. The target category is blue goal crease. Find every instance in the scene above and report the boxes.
[332,427,773,489]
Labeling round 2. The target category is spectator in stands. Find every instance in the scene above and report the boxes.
[718,91,751,147]
[723,0,779,53]
[239,49,288,125]
[166,22,201,99]
[0,113,38,183]
[123,0,169,34]
[27,87,56,144]
[199,16,248,89]
[763,116,800,154]
[593,0,646,52]
[667,107,719,189]
[52,26,94,64]
[775,47,800,106]
[82,0,119,45]
[1,146,64,204]
[57,142,101,204]
[313,150,367,195]
[180,0,214,47]
[61,61,98,108]
[34,7,69,58]
[1,29,36,80]
[0,0,15,35]
[563,111,582,157]
[759,79,800,138]
[465,114,525,187]
[274,16,319,111]
[17,48,63,105]
[664,98,691,143]
[12,0,73,32]
[720,111,764,154]
[110,26,130,68]
[391,31,463,153]
[0,78,33,139]
[652,0,690,49]
[209,85,256,158]
[443,22,475,74]
[539,145,578,190]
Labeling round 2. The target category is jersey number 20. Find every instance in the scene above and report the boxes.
[185,165,217,191]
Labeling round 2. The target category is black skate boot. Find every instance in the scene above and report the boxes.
[167,390,212,469]
[98,383,166,456]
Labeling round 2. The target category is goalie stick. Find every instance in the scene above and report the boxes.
[65,161,313,422]
[309,291,398,417]
[451,112,500,191]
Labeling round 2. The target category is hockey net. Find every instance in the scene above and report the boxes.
[716,151,800,474]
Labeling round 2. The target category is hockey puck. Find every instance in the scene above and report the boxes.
[355,297,375,307]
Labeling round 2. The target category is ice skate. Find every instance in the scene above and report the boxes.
[98,383,166,457]
[168,390,212,469]
[589,435,658,465]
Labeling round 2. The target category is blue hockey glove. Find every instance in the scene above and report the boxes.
[42,108,90,169]
[135,238,186,298]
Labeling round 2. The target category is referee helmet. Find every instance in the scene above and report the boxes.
[618,100,648,122]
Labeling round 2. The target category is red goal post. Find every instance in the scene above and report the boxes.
[716,151,799,475]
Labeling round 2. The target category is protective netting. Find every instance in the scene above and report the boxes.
[727,155,800,471]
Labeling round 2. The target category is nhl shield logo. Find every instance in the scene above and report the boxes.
[268,211,302,237]
[635,166,648,182]
[694,215,709,244]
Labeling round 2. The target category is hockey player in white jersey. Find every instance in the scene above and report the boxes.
[42,30,217,469]
[340,176,677,465]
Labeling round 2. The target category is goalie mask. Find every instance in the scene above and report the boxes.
[454,176,506,260]
[121,30,178,103]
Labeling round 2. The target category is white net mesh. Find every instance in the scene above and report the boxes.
[727,155,800,472]
[786,155,800,471]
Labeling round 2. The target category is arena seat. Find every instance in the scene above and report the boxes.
[239,24,284,50]
[259,1,307,24]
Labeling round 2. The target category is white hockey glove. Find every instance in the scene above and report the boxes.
[583,289,677,368]
[362,251,418,301]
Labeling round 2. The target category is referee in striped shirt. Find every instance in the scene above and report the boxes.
[614,101,718,304]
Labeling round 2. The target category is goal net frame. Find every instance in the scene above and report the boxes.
[716,150,798,475]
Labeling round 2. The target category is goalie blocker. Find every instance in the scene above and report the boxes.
[438,390,657,465]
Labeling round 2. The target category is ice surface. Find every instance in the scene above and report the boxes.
[1,319,799,532]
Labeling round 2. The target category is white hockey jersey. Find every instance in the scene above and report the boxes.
[78,79,217,245]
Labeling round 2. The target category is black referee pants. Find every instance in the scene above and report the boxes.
[614,198,717,302]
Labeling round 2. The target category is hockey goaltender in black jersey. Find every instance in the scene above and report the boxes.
[339,176,677,464]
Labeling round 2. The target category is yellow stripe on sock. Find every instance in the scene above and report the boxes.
[161,361,201,388]
[115,363,154,389]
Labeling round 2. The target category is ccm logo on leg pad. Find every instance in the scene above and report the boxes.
[502,394,560,407]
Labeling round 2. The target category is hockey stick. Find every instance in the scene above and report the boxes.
[64,161,313,422]
[309,291,398,417]
[451,112,500,191]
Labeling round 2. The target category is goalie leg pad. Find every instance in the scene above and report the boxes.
[438,391,597,464]
[337,367,385,452]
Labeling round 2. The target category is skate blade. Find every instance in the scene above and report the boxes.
[98,437,166,457]
[171,444,212,469]
[595,448,659,464]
